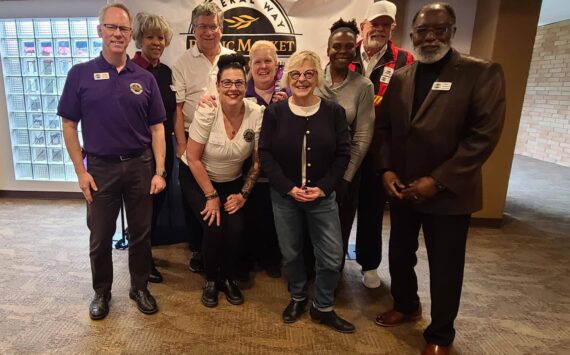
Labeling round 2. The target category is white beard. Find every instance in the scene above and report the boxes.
[364,32,386,50]
[414,42,451,64]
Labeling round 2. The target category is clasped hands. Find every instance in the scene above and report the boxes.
[200,193,246,226]
[288,186,323,202]
[383,171,438,203]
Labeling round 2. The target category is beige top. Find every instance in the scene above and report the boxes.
[181,99,263,183]
[171,44,235,130]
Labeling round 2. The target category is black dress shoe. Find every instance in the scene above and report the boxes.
[309,305,355,333]
[282,298,308,323]
[188,252,204,273]
[202,281,218,307]
[149,264,163,283]
[219,279,244,305]
[129,289,158,314]
[89,292,111,320]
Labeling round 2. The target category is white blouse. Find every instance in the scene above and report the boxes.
[181,99,263,183]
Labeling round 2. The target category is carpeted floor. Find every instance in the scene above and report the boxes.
[0,155,569,354]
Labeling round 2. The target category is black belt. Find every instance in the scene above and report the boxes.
[87,148,147,163]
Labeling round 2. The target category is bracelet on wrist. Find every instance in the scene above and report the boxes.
[205,190,219,200]
[240,190,250,200]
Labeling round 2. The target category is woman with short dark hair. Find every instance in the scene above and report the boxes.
[179,53,263,308]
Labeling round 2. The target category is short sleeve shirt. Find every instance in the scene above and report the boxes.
[181,99,263,183]
[57,54,166,156]
[171,45,234,131]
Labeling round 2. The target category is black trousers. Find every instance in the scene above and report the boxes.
[241,181,282,270]
[151,134,193,245]
[343,154,387,271]
[338,169,361,269]
[86,149,153,294]
[178,159,204,252]
[179,162,245,281]
[389,201,470,346]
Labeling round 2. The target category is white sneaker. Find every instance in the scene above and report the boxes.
[362,269,381,289]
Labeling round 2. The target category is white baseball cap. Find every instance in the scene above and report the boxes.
[365,1,397,22]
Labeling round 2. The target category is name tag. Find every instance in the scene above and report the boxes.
[209,132,225,146]
[432,82,452,91]
[379,67,394,84]
[94,72,109,80]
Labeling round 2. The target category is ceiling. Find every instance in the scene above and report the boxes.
[539,0,570,26]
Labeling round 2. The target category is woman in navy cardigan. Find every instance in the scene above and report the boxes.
[258,50,354,333]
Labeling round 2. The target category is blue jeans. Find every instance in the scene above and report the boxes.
[271,189,343,310]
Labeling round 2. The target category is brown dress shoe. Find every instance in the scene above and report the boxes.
[422,344,450,355]
[375,306,422,327]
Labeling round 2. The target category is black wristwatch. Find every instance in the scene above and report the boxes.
[155,170,167,179]
[240,190,250,200]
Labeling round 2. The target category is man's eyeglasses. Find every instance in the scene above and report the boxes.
[412,25,452,38]
[219,79,245,89]
[194,24,220,32]
[102,24,132,34]
[288,69,316,80]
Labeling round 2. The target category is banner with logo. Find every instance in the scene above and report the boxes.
[115,0,373,66]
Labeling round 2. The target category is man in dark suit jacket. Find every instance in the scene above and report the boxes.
[374,3,506,355]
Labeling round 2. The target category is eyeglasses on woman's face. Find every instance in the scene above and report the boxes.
[288,69,316,80]
[219,79,245,89]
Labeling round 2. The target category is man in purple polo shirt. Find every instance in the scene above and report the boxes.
[58,3,167,320]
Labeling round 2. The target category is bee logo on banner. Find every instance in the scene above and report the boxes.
[184,0,300,57]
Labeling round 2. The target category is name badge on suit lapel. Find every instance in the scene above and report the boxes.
[380,67,394,84]
[432,82,452,91]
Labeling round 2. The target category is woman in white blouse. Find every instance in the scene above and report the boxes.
[178,53,263,308]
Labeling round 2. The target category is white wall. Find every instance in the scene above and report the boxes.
[0,0,106,192]
[400,0,477,56]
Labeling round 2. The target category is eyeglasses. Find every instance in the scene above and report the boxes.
[102,23,132,34]
[219,79,245,89]
[194,24,220,32]
[412,25,452,38]
[288,69,316,80]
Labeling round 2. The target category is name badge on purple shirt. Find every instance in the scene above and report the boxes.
[94,72,109,80]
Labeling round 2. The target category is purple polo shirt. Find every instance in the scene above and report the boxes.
[245,79,290,107]
[57,54,166,156]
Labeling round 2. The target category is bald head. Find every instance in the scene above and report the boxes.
[412,2,456,27]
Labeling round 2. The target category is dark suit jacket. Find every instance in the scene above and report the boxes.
[376,49,506,215]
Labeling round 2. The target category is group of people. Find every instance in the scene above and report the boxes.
[57,1,505,354]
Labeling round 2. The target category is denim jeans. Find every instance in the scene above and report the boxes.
[271,189,343,310]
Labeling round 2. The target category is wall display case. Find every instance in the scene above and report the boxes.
[1,17,100,181]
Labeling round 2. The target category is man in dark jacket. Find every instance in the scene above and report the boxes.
[375,3,506,354]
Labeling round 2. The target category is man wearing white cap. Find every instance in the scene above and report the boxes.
[343,0,414,289]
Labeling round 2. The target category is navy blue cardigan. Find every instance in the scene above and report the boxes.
[259,98,350,196]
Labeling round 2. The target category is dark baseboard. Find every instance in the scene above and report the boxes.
[470,217,503,228]
[0,190,83,200]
